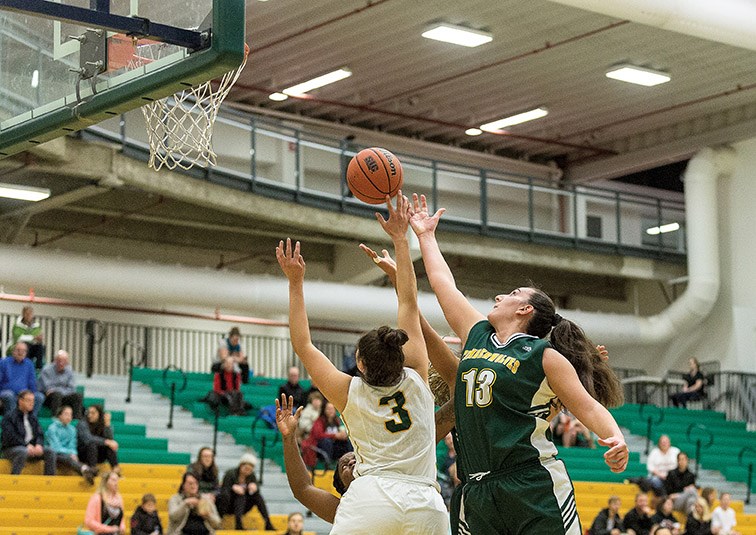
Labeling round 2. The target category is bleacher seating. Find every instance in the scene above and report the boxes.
[0,463,314,535]
[132,367,300,469]
[610,403,756,492]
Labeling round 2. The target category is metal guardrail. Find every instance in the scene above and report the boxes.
[82,106,688,262]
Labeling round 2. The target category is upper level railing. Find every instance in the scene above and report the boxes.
[84,104,687,262]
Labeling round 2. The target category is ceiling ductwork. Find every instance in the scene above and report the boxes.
[0,148,734,345]
[548,0,756,52]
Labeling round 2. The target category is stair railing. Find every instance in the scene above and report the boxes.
[685,423,713,479]
[162,365,187,429]
[738,446,755,505]
[639,403,665,455]
[122,340,147,403]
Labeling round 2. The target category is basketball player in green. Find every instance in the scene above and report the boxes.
[408,193,628,535]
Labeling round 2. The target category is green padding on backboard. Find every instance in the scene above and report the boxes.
[0,0,245,159]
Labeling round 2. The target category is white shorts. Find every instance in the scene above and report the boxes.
[330,474,449,535]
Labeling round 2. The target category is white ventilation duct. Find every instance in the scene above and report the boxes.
[0,148,734,344]
[548,0,756,51]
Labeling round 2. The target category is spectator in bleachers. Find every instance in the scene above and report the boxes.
[624,492,655,535]
[6,306,45,369]
[216,453,275,531]
[209,357,246,416]
[297,391,323,439]
[650,497,681,535]
[710,492,741,535]
[46,405,96,484]
[665,451,698,513]
[84,470,126,534]
[130,493,164,535]
[213,327,250,384]
[0,342,44,416]
[670,358,706,408]
[645,435,680,499]
[278,366,307,409]
[684,497,713,535]
[283,512,304,535]
[167,472,221,535]
[188,447,220,499]
[0,389,56,474]
[550,411,570,445]
[588,495,624,535]
[38,349,84,419]
[561,413,596,448]
[77,404,120,473]
[301,401,352,469]
[701,488,718,516]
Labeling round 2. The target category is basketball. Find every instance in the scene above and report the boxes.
[346,148,404,204]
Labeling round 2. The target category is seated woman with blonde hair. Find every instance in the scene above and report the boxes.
[83,471,126,534]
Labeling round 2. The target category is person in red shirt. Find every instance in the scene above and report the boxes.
[209,357,246,416]
[300,401,351,468]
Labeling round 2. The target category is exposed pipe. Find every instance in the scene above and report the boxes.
[547,0,756,52]
[0,148,733,345]
[566,146,734,344]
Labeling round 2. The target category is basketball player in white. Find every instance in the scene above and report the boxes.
[276,191,448,534]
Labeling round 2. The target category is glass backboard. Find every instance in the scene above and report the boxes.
[0,0,245,158]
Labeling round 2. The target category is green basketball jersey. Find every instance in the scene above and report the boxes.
[454,320,560,477]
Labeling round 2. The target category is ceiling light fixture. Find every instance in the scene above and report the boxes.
[31,70,39,89]
[422,23,493,48]
[479,107,549,132]
[268,92,288,101]
[465,128,483,136]
[282,68,352,97]
[0,183,51,202]
[606,64,671,87]
[646,222,680,235]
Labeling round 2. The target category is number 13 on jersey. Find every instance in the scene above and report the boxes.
[462,368,497,407]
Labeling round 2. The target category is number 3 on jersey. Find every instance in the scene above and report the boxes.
[379,391,412,433]
[462,368,497,407]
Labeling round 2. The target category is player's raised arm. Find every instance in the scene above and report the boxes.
[409,193,484,345]
[375,192,428,382]
[276,394,341,522]
[276,238,351,412]
[360,244,459,387]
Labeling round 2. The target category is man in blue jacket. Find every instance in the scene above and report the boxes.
[0,342,44,416]
[0,390,56,474]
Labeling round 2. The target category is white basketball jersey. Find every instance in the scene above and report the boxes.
[341,367,437,484]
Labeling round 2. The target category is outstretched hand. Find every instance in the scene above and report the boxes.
[599,436,629,473]
[409,193,445,237]
[275,394,303,438]
[597,345,609,362]
[375,191,410,240]
[276,238,306,282]
[359,243,397,285]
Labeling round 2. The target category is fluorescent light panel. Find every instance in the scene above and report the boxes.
[0,183,50,202]
[480,107,548,132]
[606,65,670,87]
[465,128,483,136]
[282,68,352,97]
[268,92,288,101]
[646,222,680,235]
[422,24,492,48]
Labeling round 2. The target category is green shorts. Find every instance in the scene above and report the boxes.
[451,459,581,535]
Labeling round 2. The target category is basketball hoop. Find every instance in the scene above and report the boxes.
[141,43,250,171]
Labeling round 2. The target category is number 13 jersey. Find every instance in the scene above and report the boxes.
[455,320,559,477]
[341,367,437,485]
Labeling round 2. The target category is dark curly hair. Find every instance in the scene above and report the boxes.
[526,288,623,408]
[356,326,408,387]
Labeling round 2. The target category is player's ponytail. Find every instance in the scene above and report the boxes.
[527,288,623,408]
[357,326,407,387]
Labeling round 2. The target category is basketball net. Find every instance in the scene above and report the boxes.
[138,43,250,171]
